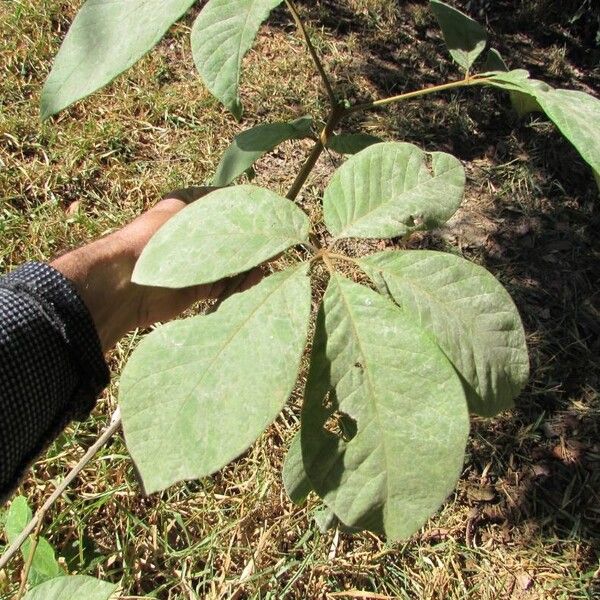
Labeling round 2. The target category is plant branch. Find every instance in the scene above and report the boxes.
[286,106,344,200]
[284,0,336,105]
[348,76,490,113]
[286,76,491,200]
[0,408,122,571]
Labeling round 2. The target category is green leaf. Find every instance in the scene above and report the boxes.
[41,0,195,119]
[120,265,311,493]
[213,116,313,186]
[483,69,545,116]
[594,170,600,194]
[282,432,313,505]
[359,251,529,417]
[482,49,508,72]
[429,0,487,71]
[323,142,465,239]
[5,497,31,543]
[510,92,544,117]
[5,497,61,586]
[25,539,62,587]
[486,71,600,173]
[301,274,469,540]
[191,0,284,119]
[313,507,338,533]
[533,88,600,175]
[22,575,116,600]
[484,69,547,93]
[326,134,383,155]
[133,185,310,288]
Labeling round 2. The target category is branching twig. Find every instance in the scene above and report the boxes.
[284,0,337,105]
[286,106,344,200]
[0,408,122,571]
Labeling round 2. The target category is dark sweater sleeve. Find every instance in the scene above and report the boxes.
[0,262,110,498]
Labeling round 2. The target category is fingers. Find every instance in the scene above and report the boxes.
[204,269,264,314]
[162,186,219,204]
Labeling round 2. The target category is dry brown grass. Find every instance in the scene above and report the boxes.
[1,0,600,598]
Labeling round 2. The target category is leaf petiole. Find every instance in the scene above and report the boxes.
[284,0,337,105]
[348,75,490,113]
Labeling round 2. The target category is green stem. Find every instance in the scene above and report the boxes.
[284,0,337,105]
[286,105,344,201]
[327,252,358,266]
[348,76,489,113]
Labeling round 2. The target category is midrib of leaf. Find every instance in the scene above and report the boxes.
[335,162,463,239]
[332,276,392,517]
[156,266,304,444]
[48,1,186,100]
[373,259,519,398]
[236,2,256,72]
[207,1,269,99]
[376,266,482,391]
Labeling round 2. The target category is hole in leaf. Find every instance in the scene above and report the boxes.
[323,390,337,411]
[324,411,358,442]
[403,214,424,228]
[423,152,434,175]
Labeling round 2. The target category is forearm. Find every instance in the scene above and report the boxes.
[0,190,246,498]
[51,196,220,352]
[51,231,138,352]
[0,262,110,499]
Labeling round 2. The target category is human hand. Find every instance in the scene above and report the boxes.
[52,187,262,352]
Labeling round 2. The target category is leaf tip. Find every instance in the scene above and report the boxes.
[231,99,244,121]
[39,90,57,121]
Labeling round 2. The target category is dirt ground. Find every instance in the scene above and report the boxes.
[1,0,600,598]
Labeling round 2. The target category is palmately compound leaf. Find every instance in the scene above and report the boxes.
[22,575,117,600]
[41,0,195,119]
[429,0,487,71]
[120,265,311,494]
[359,251,529,417]
[486,70,600,174]
[323,142,465,240]
[301,274,469,540]
[133,185,310,288]
[192,0,284,119]
[326,133,383,155]
[282,431,313,505]
[213,116,313,186]
[5,497,61,586]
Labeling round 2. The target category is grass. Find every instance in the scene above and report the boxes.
[1,0,600,597]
